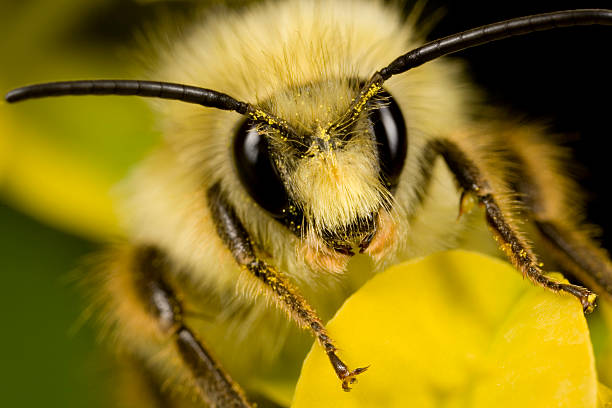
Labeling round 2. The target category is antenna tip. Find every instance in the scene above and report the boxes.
[5,88,23,103]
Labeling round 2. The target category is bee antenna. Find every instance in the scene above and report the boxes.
[378,9,612,80]
[5,79,250,115]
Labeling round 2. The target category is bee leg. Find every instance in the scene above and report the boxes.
[435,139,597,313]
[133,246,253,408]
[504,137,612,301]
[207,182,368,391]
[535,221,612,301]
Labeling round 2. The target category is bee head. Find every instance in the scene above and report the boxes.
[233,79,407,271]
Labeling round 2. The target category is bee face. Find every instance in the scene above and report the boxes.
[232,78,408,269]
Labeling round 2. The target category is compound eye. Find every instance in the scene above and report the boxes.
[233,119,290,216]
[368,90,407,189]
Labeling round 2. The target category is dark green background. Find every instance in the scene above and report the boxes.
[0,203,109,407]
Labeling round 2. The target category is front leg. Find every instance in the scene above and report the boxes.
[435,139,597,313]
[134,246,252,407]
[207,183,367,391]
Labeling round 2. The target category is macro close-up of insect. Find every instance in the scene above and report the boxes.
[2,0,612,407]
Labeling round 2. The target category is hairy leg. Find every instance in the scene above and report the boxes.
[207,182,367,391]
[503,128,612,301]
[97,245,252,408]
[435,138,597,313]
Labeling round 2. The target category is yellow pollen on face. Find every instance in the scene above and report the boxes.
[351,83,382,119]
[249,109,280,126]
[316,126,330,142]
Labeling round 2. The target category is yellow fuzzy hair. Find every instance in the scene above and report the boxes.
[110,0,492,398]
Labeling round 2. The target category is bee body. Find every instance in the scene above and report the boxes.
[96,2,491,400]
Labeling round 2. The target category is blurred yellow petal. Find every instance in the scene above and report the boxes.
[1,90,156,240]
[292,250,597,408]
[1,0,158,240]
[0,109,119,239]
[599,383,612,407]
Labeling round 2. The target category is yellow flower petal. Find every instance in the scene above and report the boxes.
[1,0,157,240]
[292,250,597,408]
[1,95,156,240]
[0,110,119,239]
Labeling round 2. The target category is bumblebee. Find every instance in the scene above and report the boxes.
[4,1,612,406]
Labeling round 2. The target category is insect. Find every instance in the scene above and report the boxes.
[4,1,612,406]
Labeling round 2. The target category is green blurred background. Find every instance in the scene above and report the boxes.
[1,0,611,406]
